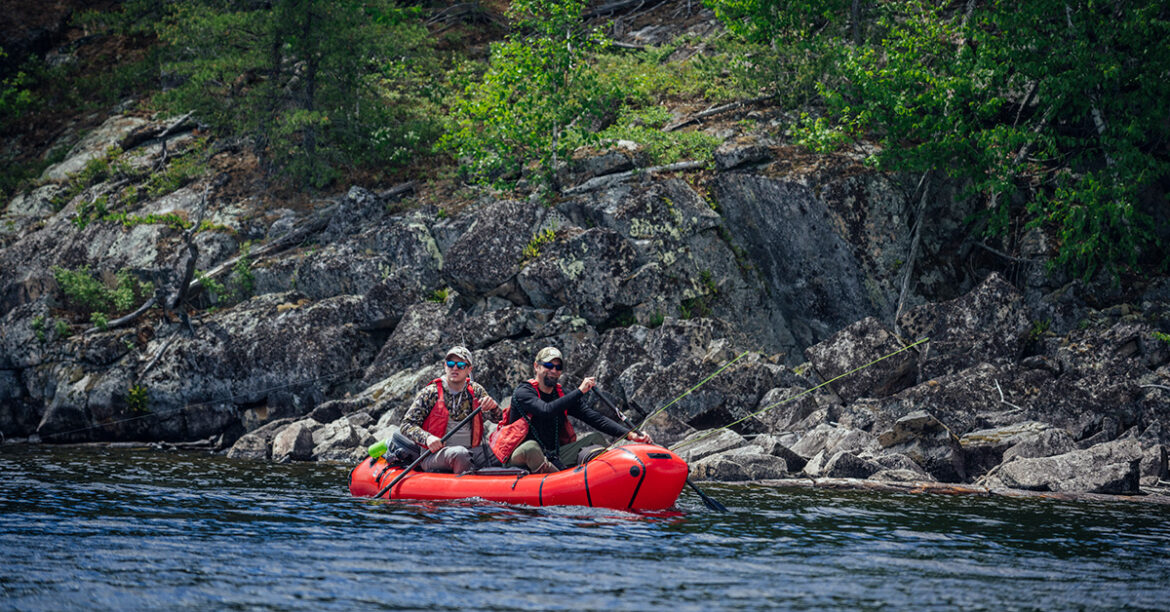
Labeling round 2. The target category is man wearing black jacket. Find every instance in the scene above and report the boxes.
[492,346,652,472]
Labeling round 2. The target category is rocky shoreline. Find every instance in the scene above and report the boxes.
[3,107,1169,503]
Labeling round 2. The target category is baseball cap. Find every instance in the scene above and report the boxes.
[534,346,562,363]
[445,346,473,365]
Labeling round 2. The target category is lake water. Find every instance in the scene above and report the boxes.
[2,445,1168,610]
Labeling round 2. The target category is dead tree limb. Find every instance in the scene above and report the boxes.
[584,0,660,19]
[664,94,775,132]
[83,295,158,335]
[894,171,930,335]
[562,160,707,195]
[184,202,339,297]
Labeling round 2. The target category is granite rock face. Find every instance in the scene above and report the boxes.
[4,111,1169,499]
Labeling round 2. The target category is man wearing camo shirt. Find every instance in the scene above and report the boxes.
[398,346,502,473]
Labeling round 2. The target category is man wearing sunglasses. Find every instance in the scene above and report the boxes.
[489,346,652,473]
[399,346,502,474]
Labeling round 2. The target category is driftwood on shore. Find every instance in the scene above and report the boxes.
[748,477,1170,506]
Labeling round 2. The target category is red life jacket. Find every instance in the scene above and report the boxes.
[489,379,576,463]
[421,378,483,446]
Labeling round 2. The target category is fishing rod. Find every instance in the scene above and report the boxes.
[592,387,728,512]
[373,405,484,499]
[631,351,750,433]
[671,337,930,452]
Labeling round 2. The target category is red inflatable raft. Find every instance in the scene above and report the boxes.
[349,443,689,511]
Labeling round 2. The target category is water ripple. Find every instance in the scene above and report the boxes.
[2,445,1169,611]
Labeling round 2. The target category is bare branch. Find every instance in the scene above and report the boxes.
[664,94,776,132]
[562,160,707,194]
[83,295,158,335]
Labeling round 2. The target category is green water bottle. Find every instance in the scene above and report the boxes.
[367,438,389,459]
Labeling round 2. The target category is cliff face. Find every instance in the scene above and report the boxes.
[1,2,1167,496]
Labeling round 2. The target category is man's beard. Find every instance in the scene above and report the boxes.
[542,373,558,388]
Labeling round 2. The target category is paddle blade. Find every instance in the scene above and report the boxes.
[687,479,728,512]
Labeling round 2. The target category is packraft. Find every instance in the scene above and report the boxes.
[349,443,689,512]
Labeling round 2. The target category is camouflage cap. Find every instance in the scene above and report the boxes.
[534,346,563,364]
[445,346,473,365]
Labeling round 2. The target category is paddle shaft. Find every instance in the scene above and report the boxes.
[374,404,484,499]
[592,388,727,512]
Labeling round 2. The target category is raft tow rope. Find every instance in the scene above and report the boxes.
[671,337,929,452]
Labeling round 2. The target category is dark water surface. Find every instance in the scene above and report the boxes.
[2,445,1168,611]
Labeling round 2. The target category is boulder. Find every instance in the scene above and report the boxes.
[864,363,1039,438]
[821,451,882,479]
[137,292,381,425]
[805,317,918,403]
[691,448,788,481]
[713,143,772,171]
[714,173,875,349]
[517,227,640,325]
[628,351,783,435]
[959,421,1074,477]
[898,272,1029,380]
[789,423,878,460]
[1001,428,1077,464]
[443,199,541,295]
[272,420,316,462]
[982,438,1143,494]
[751,383,829,434]
[225,417,297,461]
[871,453,934,481]
[750,433,808,472]
[226,432,270,461]
[312,417,371,462]
[878,410,966,482]
[42,115,151,181]
[671,428,746,463]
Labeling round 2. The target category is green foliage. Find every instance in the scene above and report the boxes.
[678,269,719,319]
[793,113,852,152]
[154,0,438,187]
[0,47,34,127]
[195,270,226,299]
[91,312,110,330]
[52,266,153,319]
[427,287,450,303]
[599,106,721,165]
[126,384,149,412]
[196,242,254,307]
[647,311,665,328]
[230,242,255,299]
[1027,318,1051,342]
[31,316,46,343]
[142,138,209,200]
[703,0,852,107]
[593,40,754,105]
[55,319,72,339]
[1154,331,1170,345]
[708,0,1170,280]
[439,0,615,190]
[54,147,125,211]
[522,228,558,261]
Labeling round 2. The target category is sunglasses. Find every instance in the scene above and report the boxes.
[539,361,563,371]
[445,360,470,369]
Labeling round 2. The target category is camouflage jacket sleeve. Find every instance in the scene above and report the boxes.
[400,385,439,446]
[471,381,502,424]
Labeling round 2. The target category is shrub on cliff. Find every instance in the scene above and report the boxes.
[439,0,617,191]
[706,0,1170,281]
